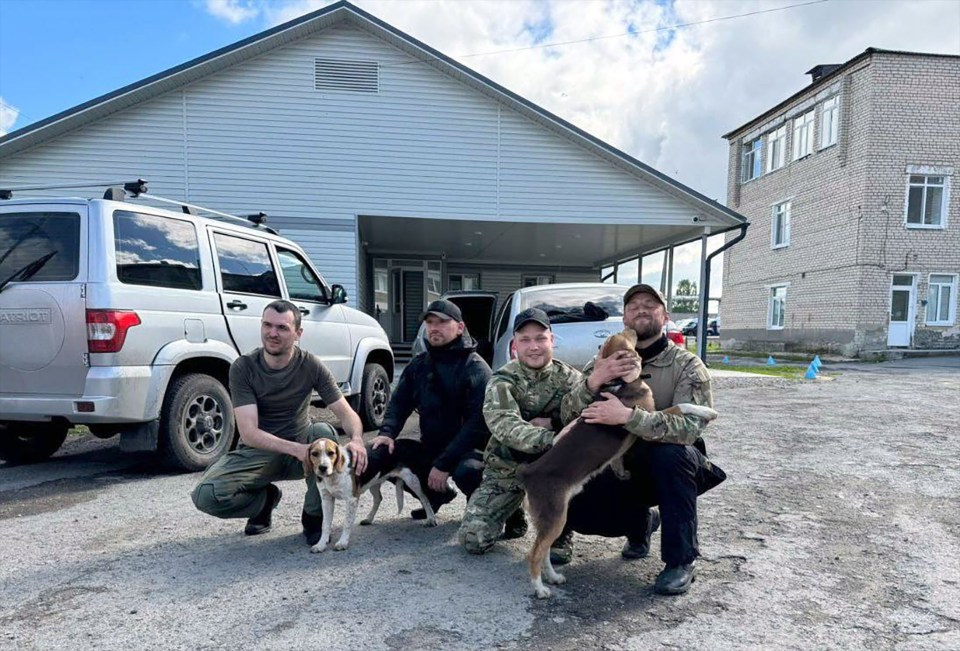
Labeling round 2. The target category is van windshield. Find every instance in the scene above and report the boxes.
[520,285,626,324]
[0,212,80,282]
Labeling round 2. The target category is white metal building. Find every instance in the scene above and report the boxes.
[0,1,746,345]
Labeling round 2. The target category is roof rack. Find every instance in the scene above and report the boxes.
[0,178,278,234]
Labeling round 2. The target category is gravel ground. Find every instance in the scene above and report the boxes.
[0,358,958,650]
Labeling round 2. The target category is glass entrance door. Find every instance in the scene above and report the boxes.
[373,259,442,342]
[887,274,915,347]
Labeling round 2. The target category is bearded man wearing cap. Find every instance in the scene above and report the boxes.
[365,299,492,520]
[559,283,724,595]
[458,307,585,559]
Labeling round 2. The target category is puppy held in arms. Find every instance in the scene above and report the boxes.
[303,438,438,553]
[518,327,718,599]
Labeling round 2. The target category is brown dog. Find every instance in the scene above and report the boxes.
[518,327,718,598]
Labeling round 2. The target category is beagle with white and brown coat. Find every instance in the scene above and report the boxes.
[303,438,438,553]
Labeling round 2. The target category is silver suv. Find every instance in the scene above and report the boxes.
[0,182,393,470]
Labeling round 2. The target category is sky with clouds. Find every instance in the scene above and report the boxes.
[1,0,958,298]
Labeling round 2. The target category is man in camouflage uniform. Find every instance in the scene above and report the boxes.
[561,283,725,595]
[458,308,582,558]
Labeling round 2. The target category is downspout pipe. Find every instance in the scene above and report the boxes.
[697,222,750,364]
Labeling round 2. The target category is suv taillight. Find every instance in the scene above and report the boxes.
[86,310,141,353]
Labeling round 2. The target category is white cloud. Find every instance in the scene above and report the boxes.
[0,97,19,136]
[204,0,262,25]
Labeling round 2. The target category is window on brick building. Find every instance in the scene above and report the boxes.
[820,96,840,149]
[926,274,957,326]
[772,201,791,249]
[741,138,762,182]
[768,285,787,329]
[792,110,815,160]
[905,174,948,228]
[765,126,787,173]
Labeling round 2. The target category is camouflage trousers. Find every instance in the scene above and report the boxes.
[458,470,525,554]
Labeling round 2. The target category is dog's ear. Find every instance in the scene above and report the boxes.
[302,443,316,479]
[333,443,348,474]
[600,334,620,358]
[621,327,638,348]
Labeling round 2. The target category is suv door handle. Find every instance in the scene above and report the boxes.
[226,300,248,310]
[298,307,310,316]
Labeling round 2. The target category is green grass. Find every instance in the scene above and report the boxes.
[685,341,722,353]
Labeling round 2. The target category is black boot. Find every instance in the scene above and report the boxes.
[302,510,324,546]
[622,509,661,560]
[501,507,528,540]
[244,484,281,536]
[549,528,575,566]
[411,488,457,520]
[654,561,697,595]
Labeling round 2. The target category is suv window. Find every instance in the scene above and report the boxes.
[520,286,624,323]
[494,294,514,340]
[0,211,80,282]
[113,210,201,290]
[277,248,327,303]
[213,232,281,297]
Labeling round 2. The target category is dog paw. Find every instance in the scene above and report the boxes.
[333,542,349,551]
[534,586,552,599]
[310,543,327,553]
[545,572,566,585]
[423,517,439,528]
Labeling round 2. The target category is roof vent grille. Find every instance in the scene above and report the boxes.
[315,58,380,93]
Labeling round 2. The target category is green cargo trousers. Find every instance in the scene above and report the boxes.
[191,423,336,520]
[458,470,525,554]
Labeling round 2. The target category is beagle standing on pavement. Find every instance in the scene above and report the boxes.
[303,438,438,553]
[518,327,718,598]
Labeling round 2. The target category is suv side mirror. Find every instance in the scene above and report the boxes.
[331,284,348,305]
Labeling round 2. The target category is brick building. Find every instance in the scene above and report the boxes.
[721,48,959,356]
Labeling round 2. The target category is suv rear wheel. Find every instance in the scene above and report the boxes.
[0,422,69,464]
[354,363,390,431]
[160,373,235,471]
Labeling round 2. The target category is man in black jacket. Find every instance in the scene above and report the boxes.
[367,299,492,519]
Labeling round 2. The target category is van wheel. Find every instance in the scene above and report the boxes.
[160,374,234,471]
[0,422,69,464]
[356,363,390,431]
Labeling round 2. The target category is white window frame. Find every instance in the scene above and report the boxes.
[792,110,815,160]
[925,273,957,326]
[819,96,840,149]
[765,126,787,174]
[767,284,788,330]
[522,274,554,287]
[771,200,791,249]
[904,172,950,229]
[741,138,762,182]
[448,273,480,291]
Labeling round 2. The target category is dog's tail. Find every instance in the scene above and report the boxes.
[663,403,719,421]
[394,479,405,515]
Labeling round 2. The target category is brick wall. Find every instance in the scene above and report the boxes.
[722,52,960,355]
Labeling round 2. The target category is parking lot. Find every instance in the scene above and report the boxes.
[1,357,958,650]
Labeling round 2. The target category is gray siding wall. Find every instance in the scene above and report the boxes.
[722,53,960,354]
[3,23,708,308]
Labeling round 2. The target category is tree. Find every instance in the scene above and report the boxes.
[672,279,699,313]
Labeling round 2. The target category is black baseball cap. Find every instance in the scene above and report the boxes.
[421,299,463,323]
[623,283,668,309]
[513,307,551,332]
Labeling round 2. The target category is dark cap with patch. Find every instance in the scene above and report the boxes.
[623,283,668,309]
[513,307,551,332]
[421,299,463,323]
